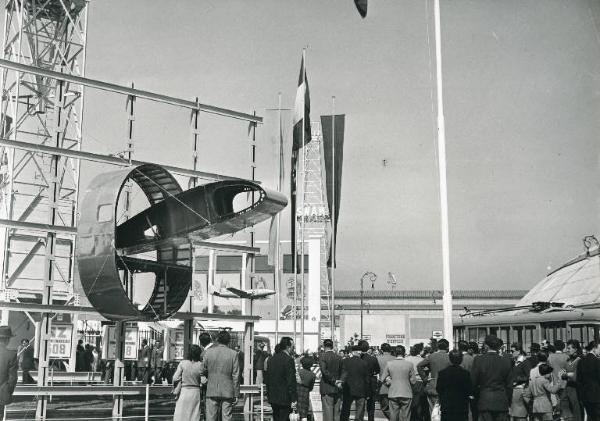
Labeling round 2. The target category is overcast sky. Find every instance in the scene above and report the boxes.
[78,0,600,292]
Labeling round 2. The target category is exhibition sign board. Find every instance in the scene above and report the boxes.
[386,334,405,346]
[49,324,73,358]
[105,326,139,360]
[171,329,184,360]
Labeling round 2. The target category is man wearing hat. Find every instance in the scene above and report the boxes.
[358,340,380,421]
[340,345,370,421]
[0,326,18,419]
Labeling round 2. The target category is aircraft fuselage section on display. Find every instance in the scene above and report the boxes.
[76,164,287,322]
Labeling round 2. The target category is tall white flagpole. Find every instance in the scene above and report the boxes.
[300,48,306,354]
[434,0,453,345]
[330,96,336,347]
[275,92,283,344]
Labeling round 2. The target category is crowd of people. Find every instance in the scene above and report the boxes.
[2,327,600,421]
[260,335,600,421]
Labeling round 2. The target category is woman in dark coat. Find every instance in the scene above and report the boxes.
[297,356,316,421]
[436,350,473,421]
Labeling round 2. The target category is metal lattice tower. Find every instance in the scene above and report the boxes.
[0,0,88,304]
[301,121,331,324]
[0,1,88,417]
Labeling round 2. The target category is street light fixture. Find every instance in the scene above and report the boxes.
[360,271,377,339]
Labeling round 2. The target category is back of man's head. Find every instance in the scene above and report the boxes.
[537,351,548,363]
[437,339,449,351]
[279,336,293,351]
[449,349,463,365]
[530,343,541,354]
[217,330,231,346]
[396,345,406,357]
[323,339,333,349]
[484,335,501,351]
[554,339,565,351]
[585,341,597,353]
[381,343,391,353]
[358,340,370,353]
[199,332,212,347]
[458,340,468,353]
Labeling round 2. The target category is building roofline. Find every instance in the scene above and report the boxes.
[333,290,528,299]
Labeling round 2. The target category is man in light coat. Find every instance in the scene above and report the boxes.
[377,343,395,419]
[201,330,240,421]
[381,345,416,421]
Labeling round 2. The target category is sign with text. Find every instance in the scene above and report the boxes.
[49,324,72,358]
[105,326,139,360]
[124,327,138,360]
[385,334,405,346]
[432,330,443,340]
[171,329,185,360]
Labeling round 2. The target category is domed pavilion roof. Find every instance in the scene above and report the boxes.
[516,243,600,308]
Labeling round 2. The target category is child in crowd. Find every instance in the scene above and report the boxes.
[296,356,316,421]
[523,364,566,421]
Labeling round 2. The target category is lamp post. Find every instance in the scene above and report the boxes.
[360,272,377,339]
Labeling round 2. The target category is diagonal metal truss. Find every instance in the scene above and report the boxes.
[0,2,87,418]
[301,122,331,324]
[0,0,88,302]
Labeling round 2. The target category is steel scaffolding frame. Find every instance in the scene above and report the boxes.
[0,3,264,419]
[301,122,330,332]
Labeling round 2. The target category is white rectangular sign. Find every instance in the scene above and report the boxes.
[105,326,139,360]
[124,327,138,360]
[171,329,184,361]
[49,324,72,358]
[386,334,405,345]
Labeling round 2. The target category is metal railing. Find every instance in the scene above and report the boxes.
[10,384,265,421]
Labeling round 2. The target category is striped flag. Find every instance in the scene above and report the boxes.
[292,55,311,150]
[291,53,311,274]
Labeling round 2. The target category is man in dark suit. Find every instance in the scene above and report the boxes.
[437,350,473,421]
[201,331,240,421]
[17,339,34,384]
[471,335,512,421]
[320,339,343,421]
[359,340,380,421]
[0,326,17,419]
[340,345,369,421]
[576,341,600,421]
[266,337,297,421]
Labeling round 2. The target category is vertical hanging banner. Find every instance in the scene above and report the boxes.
[354,0,368,18]
[291,53,311,273]
[320,115,345,268]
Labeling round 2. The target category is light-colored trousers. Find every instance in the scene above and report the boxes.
[389,397,412,421]
[206,397,234,421]
[322,394,342,421]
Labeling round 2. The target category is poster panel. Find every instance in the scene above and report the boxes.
[124,327,139,360]
[105,326,139,360]
[49,324,73,358]
[169,329,185,361]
